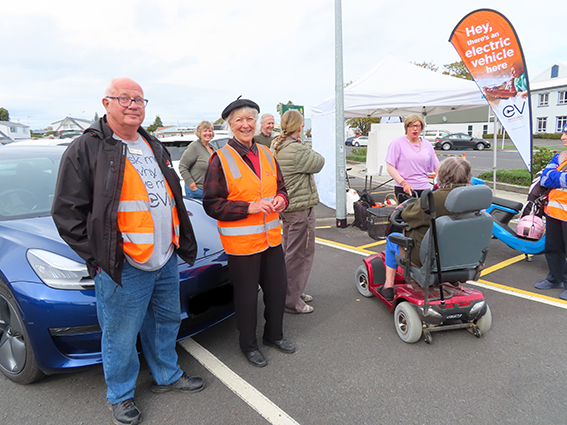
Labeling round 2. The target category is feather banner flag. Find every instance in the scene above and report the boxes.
[450,9,533,171]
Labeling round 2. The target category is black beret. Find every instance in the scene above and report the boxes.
[221,96,260,120]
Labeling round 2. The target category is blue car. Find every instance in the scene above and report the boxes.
[0,145,234,384]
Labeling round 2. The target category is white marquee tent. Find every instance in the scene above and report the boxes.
[311,55,487,209]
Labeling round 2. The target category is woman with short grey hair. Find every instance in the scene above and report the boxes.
[178,120,215,199]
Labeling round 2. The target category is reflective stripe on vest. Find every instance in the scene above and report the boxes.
[216,144,282,255]
[546,151,567,221]
[118,156,180,263]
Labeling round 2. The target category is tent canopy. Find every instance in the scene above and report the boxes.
[311,55,487,209]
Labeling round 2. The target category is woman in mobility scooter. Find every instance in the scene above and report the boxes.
[379,157,472,301]
[355,157,493,343]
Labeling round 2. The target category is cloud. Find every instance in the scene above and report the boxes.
[1,0,565,129]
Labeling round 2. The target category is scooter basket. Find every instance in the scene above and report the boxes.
[367,206,396,240]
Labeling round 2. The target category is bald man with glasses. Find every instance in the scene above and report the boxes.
[53,78,204,425]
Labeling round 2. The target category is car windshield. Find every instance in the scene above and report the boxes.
[0,148,63,220]
[60,131,83,139]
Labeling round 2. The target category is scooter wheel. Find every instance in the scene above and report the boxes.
[394,302,423,343]
[355,265,373,298]
[467,305,492,337]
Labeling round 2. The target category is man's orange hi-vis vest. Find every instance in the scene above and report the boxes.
[215,144,282,255]
[117,159,180,263]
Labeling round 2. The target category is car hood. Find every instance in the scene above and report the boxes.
[0,201,224,269]
[183,198,225,259]
[0,217,82,284]
[0,216,84,262]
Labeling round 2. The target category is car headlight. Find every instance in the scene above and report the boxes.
[26,249,94,290]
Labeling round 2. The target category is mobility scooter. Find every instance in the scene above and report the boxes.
[355,185,493,344]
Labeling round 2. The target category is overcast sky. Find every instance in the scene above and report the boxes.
[2,0,564,130]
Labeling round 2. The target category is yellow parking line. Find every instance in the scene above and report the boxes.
[315,226,332,229]
[480,253,529,276]
[469,279,567,309]
[357,240,386,249]
[315,237,376,255]
[315,234,567,309]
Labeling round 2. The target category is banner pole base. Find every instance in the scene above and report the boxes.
[336,218,347,228]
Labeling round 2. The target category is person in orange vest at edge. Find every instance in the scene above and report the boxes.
[52,78,204,425]
[202,97,296,367]
[535,123,567,299]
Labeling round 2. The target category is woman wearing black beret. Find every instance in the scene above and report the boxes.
[202,98,295,367]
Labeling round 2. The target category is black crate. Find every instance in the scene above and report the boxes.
[366,206,396,240]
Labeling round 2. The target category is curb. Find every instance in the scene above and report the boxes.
[346,160,530,195]
[486,181,529,195]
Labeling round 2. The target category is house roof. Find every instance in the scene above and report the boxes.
[0,121,29,128]
[0,129,11,141]
[530,62,567,89]
[51,116,94,129]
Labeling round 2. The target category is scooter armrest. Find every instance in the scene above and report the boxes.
[389,234,414,249]
[391,234,415,282]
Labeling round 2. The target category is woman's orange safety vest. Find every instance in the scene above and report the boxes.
[216,144,282,255]
[546,151,567,221]
[117,158,180,263]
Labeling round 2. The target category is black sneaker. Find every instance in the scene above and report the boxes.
[110,399,141,425]
[150,372,205,394]
[377,285,394,301]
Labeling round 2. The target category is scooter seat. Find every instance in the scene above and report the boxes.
[412,186,493,289]
[491,195,523,213]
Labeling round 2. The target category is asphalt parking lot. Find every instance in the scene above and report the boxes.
[3,170,567,425]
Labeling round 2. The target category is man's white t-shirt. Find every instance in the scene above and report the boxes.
[120,135,175,271]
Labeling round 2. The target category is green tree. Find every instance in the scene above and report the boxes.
[146,115,164,133]
[213,117,224,125]
[93,112,99,122]
[412,61,439,72]
[442,61,472,80]
[346,117,381,136]
[532,147,555,174]
[0,107,9,121]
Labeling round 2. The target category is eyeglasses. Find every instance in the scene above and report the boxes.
[106,96,148,108]
[408,124,422,129]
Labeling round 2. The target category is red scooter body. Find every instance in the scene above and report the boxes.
[356,252,490,344]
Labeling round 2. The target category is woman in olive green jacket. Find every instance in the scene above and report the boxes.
[272,110,325,314]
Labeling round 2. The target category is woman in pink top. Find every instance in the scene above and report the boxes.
[385,114,440,202]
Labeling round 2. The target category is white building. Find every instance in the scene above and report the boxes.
[0,121,31,140]
[425,106,491,139]
[530,62,567,134]
[51,117,94,133]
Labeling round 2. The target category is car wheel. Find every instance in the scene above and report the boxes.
[394,302,422,343]
[442,142,451,151]
[355,265,373,298]
[354,141,359,147]
[475,142,485,151]
[0,282,44,384]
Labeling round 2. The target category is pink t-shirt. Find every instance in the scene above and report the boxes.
[385,136,439,190]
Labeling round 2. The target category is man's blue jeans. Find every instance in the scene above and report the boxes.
[94,254,183,404]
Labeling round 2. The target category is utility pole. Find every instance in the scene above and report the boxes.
[335,0,347,228]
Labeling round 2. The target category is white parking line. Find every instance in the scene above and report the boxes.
[178,338,300,425]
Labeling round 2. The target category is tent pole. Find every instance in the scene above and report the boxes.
[493,115,498,192]
[334,0,347,228]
